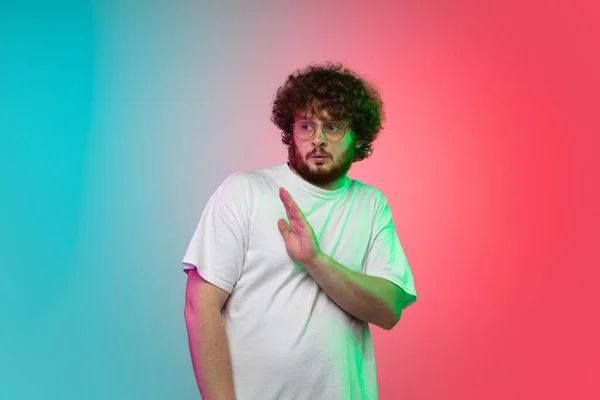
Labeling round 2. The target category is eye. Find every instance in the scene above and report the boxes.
[324,122,345,132]
[298,122,315,131]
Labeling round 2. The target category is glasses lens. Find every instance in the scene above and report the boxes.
[293,121,315,139]
[323,122,346,141]
[292,120,347,141]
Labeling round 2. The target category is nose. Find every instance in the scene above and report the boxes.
[311,126,328,147]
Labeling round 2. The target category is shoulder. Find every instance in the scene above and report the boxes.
[223,162,286,190]
[350,180,396,231]
[350,179,388,209]
[221,167,270,192]
[216,166,274,205]
[220,170,253,192]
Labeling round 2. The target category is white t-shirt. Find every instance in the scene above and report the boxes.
[182,162,417,400]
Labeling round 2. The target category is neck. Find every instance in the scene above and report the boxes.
[287,162,347,191]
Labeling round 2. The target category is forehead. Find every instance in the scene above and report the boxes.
[295,108,331,120]
[294,109,350,124]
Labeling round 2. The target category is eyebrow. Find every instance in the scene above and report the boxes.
[294,118,349,126]
[294,116,337,122]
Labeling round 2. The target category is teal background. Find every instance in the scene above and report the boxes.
[1,1,228,398]
[2,2,300,398]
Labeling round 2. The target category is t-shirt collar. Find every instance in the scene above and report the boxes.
[280,162,351,200]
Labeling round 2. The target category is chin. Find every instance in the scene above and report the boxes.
[309,161,331,168]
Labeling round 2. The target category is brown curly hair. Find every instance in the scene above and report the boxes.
[271,62,385,162]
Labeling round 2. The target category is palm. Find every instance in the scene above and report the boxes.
[278,218,319,265]
[277,187,321,266]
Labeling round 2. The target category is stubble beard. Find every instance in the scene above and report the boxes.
[287,141,356,186]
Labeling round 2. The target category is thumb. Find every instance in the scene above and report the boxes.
[277,218,289,238]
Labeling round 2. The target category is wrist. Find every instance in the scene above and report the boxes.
[304,251,328,270]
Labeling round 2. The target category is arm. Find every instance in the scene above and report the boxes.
[277,187,414,331]
[304,253,412,330]
[184,268,236,400]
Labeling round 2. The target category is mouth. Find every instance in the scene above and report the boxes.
[310,155,329,163]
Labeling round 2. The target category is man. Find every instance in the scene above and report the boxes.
[181,63,417,400]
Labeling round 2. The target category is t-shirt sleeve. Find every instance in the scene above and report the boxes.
[363,195,417,309]
[181,173,250,294]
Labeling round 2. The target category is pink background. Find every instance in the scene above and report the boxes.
[2,0,597,398]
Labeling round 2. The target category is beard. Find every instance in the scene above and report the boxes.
[287,142,356,186]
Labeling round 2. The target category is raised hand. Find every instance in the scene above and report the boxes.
[277,187,322,267]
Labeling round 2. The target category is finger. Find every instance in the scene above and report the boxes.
[289,199,306,223]
[290,216,300,234]
[277,218,289,238]
[279,187,292,208]
[279,189,293,220]
[283,200,295,222]
[281,189,304,221]
[280,188,300,222]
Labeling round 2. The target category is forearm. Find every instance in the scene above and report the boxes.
[184,307,236,400]
[304,254,401,330]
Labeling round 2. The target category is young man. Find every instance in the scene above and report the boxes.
[181,63,417,400]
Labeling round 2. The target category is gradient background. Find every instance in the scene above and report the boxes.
[1,0,598,399]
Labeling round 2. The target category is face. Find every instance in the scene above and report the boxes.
[287,110,361,190]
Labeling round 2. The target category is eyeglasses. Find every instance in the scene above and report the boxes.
[292,119,349,142]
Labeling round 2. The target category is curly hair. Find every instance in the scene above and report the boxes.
[271,62,385,162]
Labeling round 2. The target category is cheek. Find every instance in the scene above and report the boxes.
[292,140,309,155]
[334,141,353,155]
